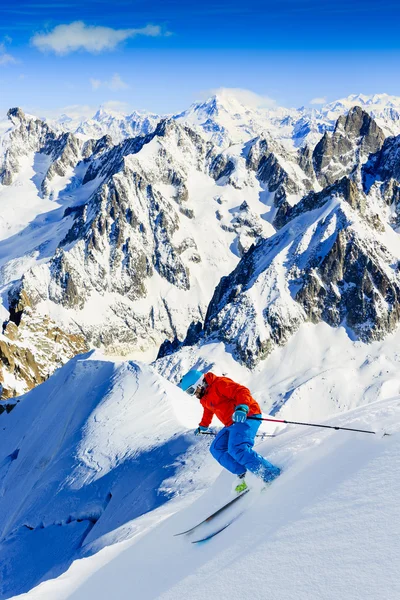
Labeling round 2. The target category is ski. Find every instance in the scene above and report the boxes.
[174,488,250,537]
[191,517,239,543]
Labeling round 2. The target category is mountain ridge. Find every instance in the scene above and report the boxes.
[1,97,400,397]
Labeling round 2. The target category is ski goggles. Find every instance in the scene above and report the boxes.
[185,384,200,396]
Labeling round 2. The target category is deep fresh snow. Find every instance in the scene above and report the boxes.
[66,400,400,600]
[1,323,399,599]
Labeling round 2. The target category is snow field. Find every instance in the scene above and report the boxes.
[48,395,400,600]
[1,327,400,599]
[0,351,219,598]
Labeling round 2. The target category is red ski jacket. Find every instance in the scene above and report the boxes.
[199,372,261,428]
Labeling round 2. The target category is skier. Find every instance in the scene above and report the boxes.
[179,370,281,493]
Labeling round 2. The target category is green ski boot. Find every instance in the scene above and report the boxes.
[234,473,248,494]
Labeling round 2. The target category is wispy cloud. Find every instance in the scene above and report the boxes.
[310,96,327,105]
[90,73,129,91]
[0,53,16,66]
[0,39,17,66]
[202,87,277,109]
[31,21,165,55]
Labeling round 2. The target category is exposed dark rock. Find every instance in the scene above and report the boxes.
[210,154,235,181]
[296,229,400,340]
[313,106,385,187]
[275,177,363,229]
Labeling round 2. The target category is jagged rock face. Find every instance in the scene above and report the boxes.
[242,136,316,230]
[274,177,385,233]
[361,135,400,228]
[296,228,400,340]
[0,108,56,185]
[41,133,83,196]
[313,106,385,187]
[0,108,85,194]
[246,136,314,194]
[363,135,400,187]
[3,100,400,395]
[82,134,114,159]
[3,115,275,360]
[204,182,400,367]
[0,308,88,399]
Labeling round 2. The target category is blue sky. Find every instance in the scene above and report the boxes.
[1,0,400,117]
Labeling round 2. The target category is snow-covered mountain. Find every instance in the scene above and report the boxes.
[322,93,400,138]
[2,95,400,399]
[174,93,299,148]
[73,108,160,145]
[155,106,400,370]
[0,105,314,398]
[14,91,400,150]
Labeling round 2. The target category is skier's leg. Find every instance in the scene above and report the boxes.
[228,416,281,482]
[210,427,247,475]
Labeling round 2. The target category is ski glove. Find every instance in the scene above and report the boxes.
[194,426,210,435]
[232,404,249,423]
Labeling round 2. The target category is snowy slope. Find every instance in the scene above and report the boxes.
[0,351,219,598]
[2,323,400,599]
[17,379,400,600]
[66,398,400,600]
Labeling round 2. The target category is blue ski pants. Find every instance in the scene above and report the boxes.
[210,415,281,482]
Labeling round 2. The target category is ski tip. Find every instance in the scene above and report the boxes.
[191,522,232,544]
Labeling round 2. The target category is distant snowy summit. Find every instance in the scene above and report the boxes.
[2,91,399,151]
[26,91,400,149]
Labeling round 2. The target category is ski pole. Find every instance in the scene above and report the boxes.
[247,416,389,436]
[199,431,276,438]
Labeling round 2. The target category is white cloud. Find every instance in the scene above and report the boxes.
[90,73,129,91]
[108,73,129,91]
[0,53,16,66]
[31,21,164,55]
[201,87,277,109]
[310,97,327,105]
[100,100,132,114]
[0,39,17,66]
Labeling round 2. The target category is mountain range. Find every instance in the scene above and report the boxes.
[1,93,400,399]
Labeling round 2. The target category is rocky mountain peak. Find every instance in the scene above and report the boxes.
[335,105,382,139]
[202,175,400,367]
[313,106,385,187]
[7,107,27,125]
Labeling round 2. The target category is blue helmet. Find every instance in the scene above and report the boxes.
[179,370,205,395]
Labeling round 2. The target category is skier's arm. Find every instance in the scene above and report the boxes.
[199,407,214,428]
